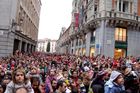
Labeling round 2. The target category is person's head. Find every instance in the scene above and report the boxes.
[0,70,5,78]
[97,70,108,80]
[12,67,28,84]
[113,74,124,85]
[30,77,40,89]
[72,71,78,78]
[56,80,66,93]
[83,76,90,85]
[2,75,11,85]
[50,69,56,76]
[51,79,57,89]
[109,71,124,85]
[0,85,3,93]
[121,66,132,76]
[16,88,27,93]
[31,66,38,74]
[63,70,68,79]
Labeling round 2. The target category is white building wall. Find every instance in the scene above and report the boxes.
[0,0,18,57]
[133,0,138,14]
[103,26,115,57]
[87,0,94,23]
[105,0,112,11]
[127,29,140,57]
[99,0,105,12]
[95,21,105,55]
[86,32,91,56]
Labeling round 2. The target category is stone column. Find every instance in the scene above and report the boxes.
[80,39,82,56]
[18,40,22,52]
[128,1,130,13]
[30,44,33,53]
[73,39,76,55]
[86,32,91,56]
[117,0,120,11]
[24,43,27,53]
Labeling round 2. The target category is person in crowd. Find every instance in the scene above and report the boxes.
[0,84,4,93]
[26,66,43,84]
[91,70,108,93]
[81,74,91,93]
[30,77,41,93]
[15,88,28,93]
[0,69,5,83]
[122,66,139,93]
[1,51,140,93]
[1,75,11,92]
[104,70,125,93]
[50,79,57,92]
[54,80,67,93]
[4,67,34,93]
[45,69,57,93]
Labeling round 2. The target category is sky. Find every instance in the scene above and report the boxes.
[38,0,73,40]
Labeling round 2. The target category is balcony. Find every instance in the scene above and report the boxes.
[87,10,140,24]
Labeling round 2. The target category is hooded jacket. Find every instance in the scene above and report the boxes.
[104,71,125,93]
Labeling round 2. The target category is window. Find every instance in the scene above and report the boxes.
[94,5,98,12]
[85,15,87,22]
[79,40,81,46]
[119,0,121,11]
[118,0,129,12]
[86,0,88,5]
[123,1,128,12]
[75,2,77,7]
[90,31,95,43]
[115,28,126,42]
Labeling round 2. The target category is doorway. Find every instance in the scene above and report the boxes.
[114,48,126,59]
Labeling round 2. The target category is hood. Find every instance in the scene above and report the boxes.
[105,71,121,88]
[109,71,121,82]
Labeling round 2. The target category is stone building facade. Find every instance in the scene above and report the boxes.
[0,0,41,57]
[58,0,140,58]
[56,27,71,54]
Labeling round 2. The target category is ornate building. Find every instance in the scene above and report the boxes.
[37,38,56,53]
[56,27,71,54]
[0,0,41,56]
[58,0,140,58]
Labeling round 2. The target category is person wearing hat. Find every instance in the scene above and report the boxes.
[122,66,139,93]
[91,70,108,93]
[104,71,125,93]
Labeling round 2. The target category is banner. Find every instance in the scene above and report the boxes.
[74,13,79,28]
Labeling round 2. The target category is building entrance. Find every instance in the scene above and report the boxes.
[114,48,126,59]
[90,47,95,57]
[13,39,20,54]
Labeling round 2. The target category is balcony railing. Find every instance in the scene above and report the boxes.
[87,10,140,23]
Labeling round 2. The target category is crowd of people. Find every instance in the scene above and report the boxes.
[0,50,140,93]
